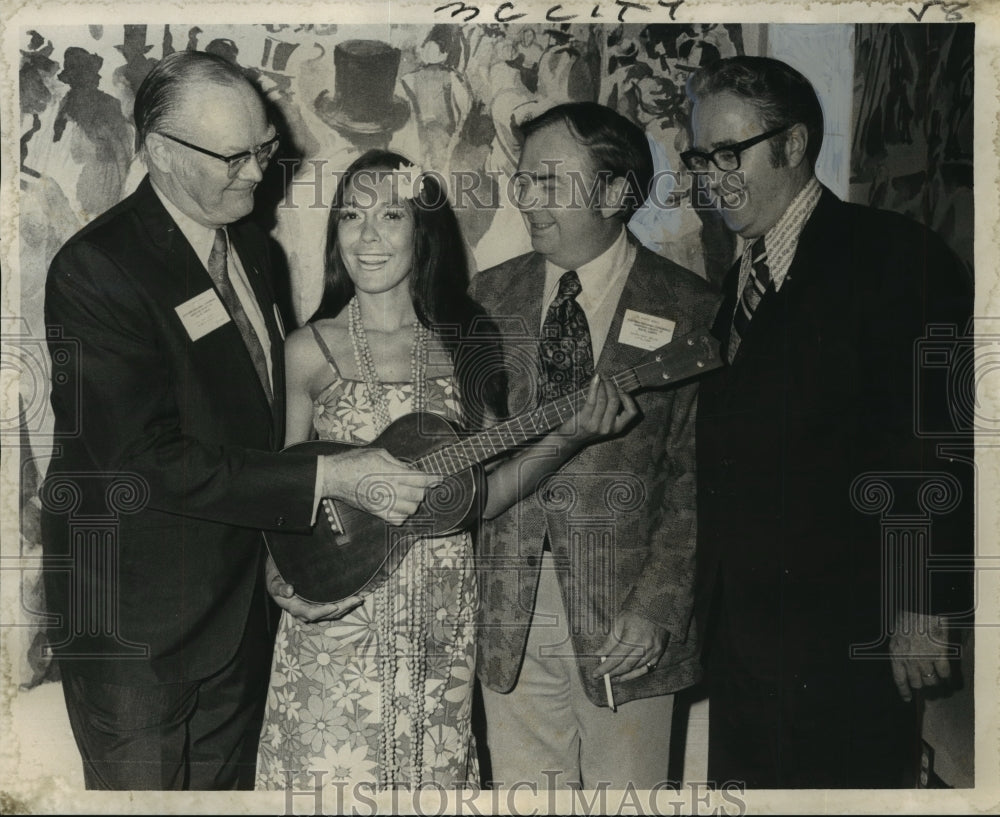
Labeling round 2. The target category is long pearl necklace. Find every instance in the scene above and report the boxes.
[347,296,428,432]
[347,295,433,788]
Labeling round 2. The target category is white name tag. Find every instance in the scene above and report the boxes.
[175,289,231,341]
[618,309,676,351]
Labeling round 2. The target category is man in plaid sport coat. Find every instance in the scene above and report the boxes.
[471,102,718,789]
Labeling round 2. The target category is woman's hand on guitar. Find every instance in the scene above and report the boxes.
[320,449,442,526]
[557,375,639,451]
[265,554,364,623]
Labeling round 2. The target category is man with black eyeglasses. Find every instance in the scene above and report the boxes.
[684,56,973,788]
[42,50,438,790]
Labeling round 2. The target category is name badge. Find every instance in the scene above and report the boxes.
[175,289,231,341]
[618,309,676,351]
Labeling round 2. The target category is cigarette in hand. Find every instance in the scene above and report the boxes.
[601,656,616,712]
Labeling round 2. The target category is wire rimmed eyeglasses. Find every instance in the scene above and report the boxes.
[158,132,280,178]
[680,125,791,172]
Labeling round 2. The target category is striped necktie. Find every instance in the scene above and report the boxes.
[207,228,273,405]
[728,243,771,363]
[539,269,595,402]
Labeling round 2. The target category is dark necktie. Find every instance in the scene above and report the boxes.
[728,243,771,363]
[538,269,595,402]
[207,228,273,404]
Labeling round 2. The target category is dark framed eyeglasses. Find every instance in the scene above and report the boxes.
[680,125,791,172]
[158,132,280,178]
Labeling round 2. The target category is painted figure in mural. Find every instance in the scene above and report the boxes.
[471,102,718,789]
[255,150,633,789]
[42,51,440,791]
[686,55,973,788]
[400,25,472,179]
[52,46,133,219]
[20,30,59,176]
[112,25,159,107]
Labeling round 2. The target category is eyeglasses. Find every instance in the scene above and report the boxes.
[680,125,791,172]
[158,132,280,178]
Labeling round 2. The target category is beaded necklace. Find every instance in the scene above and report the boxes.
[347,296,429,434]
[348,295,434,788]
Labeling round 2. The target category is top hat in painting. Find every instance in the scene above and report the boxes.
[314,40,410,136]
[261,35,300,74]
[115,25,155,59]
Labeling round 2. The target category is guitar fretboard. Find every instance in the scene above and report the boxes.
[414,368,642,477]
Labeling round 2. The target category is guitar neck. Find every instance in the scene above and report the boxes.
[414,368,640,477]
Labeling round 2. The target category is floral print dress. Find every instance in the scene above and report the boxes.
[256,354,479,791]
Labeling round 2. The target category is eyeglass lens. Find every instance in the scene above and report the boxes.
[228,140,279,176]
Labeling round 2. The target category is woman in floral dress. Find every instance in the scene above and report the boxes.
[255,150,634,792]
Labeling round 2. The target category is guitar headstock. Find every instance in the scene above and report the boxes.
[628,329,723,391]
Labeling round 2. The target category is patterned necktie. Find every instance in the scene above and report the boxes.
[538,269,595,402]
[207,228,273,405]
[728,242,771,363]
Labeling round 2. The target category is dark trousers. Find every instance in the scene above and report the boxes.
[705,607,917,788]
[59,603,273,790]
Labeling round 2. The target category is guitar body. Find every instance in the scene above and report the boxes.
[264,412,481,603]
[263,329,721,603]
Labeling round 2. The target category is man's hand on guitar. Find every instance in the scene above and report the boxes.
[320,448,441,526]
[265,554,364,622]
[557,375,639,453]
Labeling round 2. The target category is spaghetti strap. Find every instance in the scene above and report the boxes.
[309,323,341,379]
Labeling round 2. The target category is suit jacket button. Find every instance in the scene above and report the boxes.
[276,516,286,527]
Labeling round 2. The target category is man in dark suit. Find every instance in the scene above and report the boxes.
[42,51,437,790]
[684,56,974,787]
[471,102,718,789]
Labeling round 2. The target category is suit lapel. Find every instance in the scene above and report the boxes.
[133,178,277,425]
[229,225,283,434]
[502,254,546,413]
[596,244,673,377]
[724,187,838,365]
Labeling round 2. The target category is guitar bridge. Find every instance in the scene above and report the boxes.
[322,498,345,536]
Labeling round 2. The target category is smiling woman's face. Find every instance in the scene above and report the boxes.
[336,176,415,296]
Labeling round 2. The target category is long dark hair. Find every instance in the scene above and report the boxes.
[313,149,507,428]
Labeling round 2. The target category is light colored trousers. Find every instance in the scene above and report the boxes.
[481,553,674,790]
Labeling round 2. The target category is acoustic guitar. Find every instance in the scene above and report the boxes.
[265,329,721,602]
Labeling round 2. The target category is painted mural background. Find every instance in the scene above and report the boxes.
[851,23,974,274]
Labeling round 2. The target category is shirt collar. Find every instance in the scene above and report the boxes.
[151,180,222,269]
[747,175,822,292]
[545,225,632,296]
